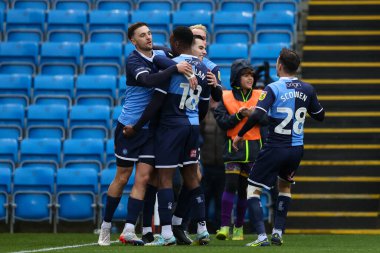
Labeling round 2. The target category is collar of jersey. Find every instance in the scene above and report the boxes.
[180,54,197,58]
[135,49,155,62]
[279,77,298,80]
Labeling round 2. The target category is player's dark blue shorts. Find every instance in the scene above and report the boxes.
[155,124,200,168]
[248,146,304,190]
[114,121,155,167]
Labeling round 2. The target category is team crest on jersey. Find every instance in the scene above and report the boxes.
[190,149,197,158]
[259,91,267,101]
[122,149,128,155]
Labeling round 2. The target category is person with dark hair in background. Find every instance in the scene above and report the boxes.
[233,48,325,247]
[214,59,266,241]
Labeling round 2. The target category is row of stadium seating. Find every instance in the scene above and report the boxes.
[0,0,299,12]
[0,9,296,44]
[0,42,288,76]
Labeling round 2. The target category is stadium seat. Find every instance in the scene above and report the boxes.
[26,104,68,140]
[63,138,104,171]
[0,167,11,224]
[12,0,50,10]
[56,168,98,225]
[0,42,38,75]
[219,0,256,12]
[0,10,3,40]
[124,43,135,60]
[83,43,123,75]
[33,75,74,107]
[95,0,133,11]
[136,0,173,11]
[12,167,55,232]
[20,138,61,170]
[118,75,126,103]
[76,75,116,106]
[255,30,293,44]
[0,0,7,10]
[0,104,24,140]
[172,10,212,32]
[112,105,122,129]
[213,11,254,44]
[69,105,111,140]
[40,42,81,75]
[250,42,289,67]
[5,9,45,43]
[220,74,231,90]
[131,10,171,35]
[0,139,18,171]
[105,139,115,168]
[177,0,215,11]
[255,10,296,34]
[47,10,87,43]
[260,0,297,12]
[0,74,31,106]
[89,10,129,43]
[54,0,91,11]
[208,43,248,65]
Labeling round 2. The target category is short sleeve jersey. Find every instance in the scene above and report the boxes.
[255,77,324,147]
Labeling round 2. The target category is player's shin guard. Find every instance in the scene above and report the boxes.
[273,193,291,232]
[143,184,157,228]
[104,195,121,222]
[247,196,266,235]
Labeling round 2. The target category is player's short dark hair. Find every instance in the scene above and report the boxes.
[172,26,194,49]
[128,22,148,40]
[278,48,300,74]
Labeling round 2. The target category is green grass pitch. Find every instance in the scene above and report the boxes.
[0,233,379,253]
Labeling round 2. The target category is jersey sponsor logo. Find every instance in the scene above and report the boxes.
[259,91,267,101]
[286,81,301,88]
[190,149,197,158]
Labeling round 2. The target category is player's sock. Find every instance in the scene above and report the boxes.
[273,193,291,231]
[247,196,266,235]
[173,186,190,218]
[172,215,183,226]
[125,197,144,225]
[221,191,234,226]
[142,184,157,228]
[189,187,207,231]
[103,195,121,222]
[157,188,174,226]
[272,228,283,237]
[142,226,152,235]
[162,225,174,239]
[236,197,247,228]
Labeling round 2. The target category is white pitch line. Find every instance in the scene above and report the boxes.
[9,240,119,253]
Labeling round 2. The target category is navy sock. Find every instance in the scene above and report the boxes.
[189,187,206,223]
[158,188,174,226]
[143,184,157,227]
[125,197,144,224]
[174,186,190,218]
[248,197,266,235]
[274,195,291,231]
[103,195,121,222]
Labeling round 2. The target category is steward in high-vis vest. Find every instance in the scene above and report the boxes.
[213,59,268,241]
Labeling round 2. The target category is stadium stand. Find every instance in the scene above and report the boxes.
[33,75,74,107]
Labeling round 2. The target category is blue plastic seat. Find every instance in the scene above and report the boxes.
[260,0,297,12]
[0,167,11,224]
[208,43,248,65]
[118,75,126,103]
[12,167,55,231]
[20,138,61,170]
[0,10,3,40]
[54,0,91,11]
[56,168,98,224]
[12,0,49,10]
[5,9,45,43]
[33,75,74,107]
[83,43,123,75]
[219,0,256,12]
[0,0,7,10]
[0,42,38,75]
[220,74,231,90]
[0,104,24,140]
[255,10,295,34]
[172,10,212,32]
[76,75,116,106]
[27,105,68,140]
[0,139,18,171]
[0,74,31,106]
[213,11,254,44]
[250,42,289,67]
[255,30,293,44]
[136,0,173,11]
[63,138,104,170]
[177,0,215,11]
[112,105,122,129]
[95,0,133,10]
[89,10,129,43]
[105,139,115,168]
[40,42,81,75]
[124,43,135,60]
[131,10,170,35]
[47,10,87,43]
[99,168,135,220]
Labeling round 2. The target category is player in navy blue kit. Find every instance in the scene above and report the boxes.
[98,22,195,246]
[232,48,325,247]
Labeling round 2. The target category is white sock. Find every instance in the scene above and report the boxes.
[101,221,111,229]
[172,215,182,226]
[123,223,135,234]
[197,221,207,234]
[272,228,282,237]
[142,227,152,235]
[161,225,173,239]
[258,233,268,241]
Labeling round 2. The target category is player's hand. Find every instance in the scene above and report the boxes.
[232,136,243,151]
[176,61,193,77]
[207,71,217,88]
[188,75,198,90]
[238,107,250,117]
[123,125,136,138]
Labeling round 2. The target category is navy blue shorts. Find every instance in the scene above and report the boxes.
[155,124,200,168]
[114,122,155,167]
[248,146,304,190]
